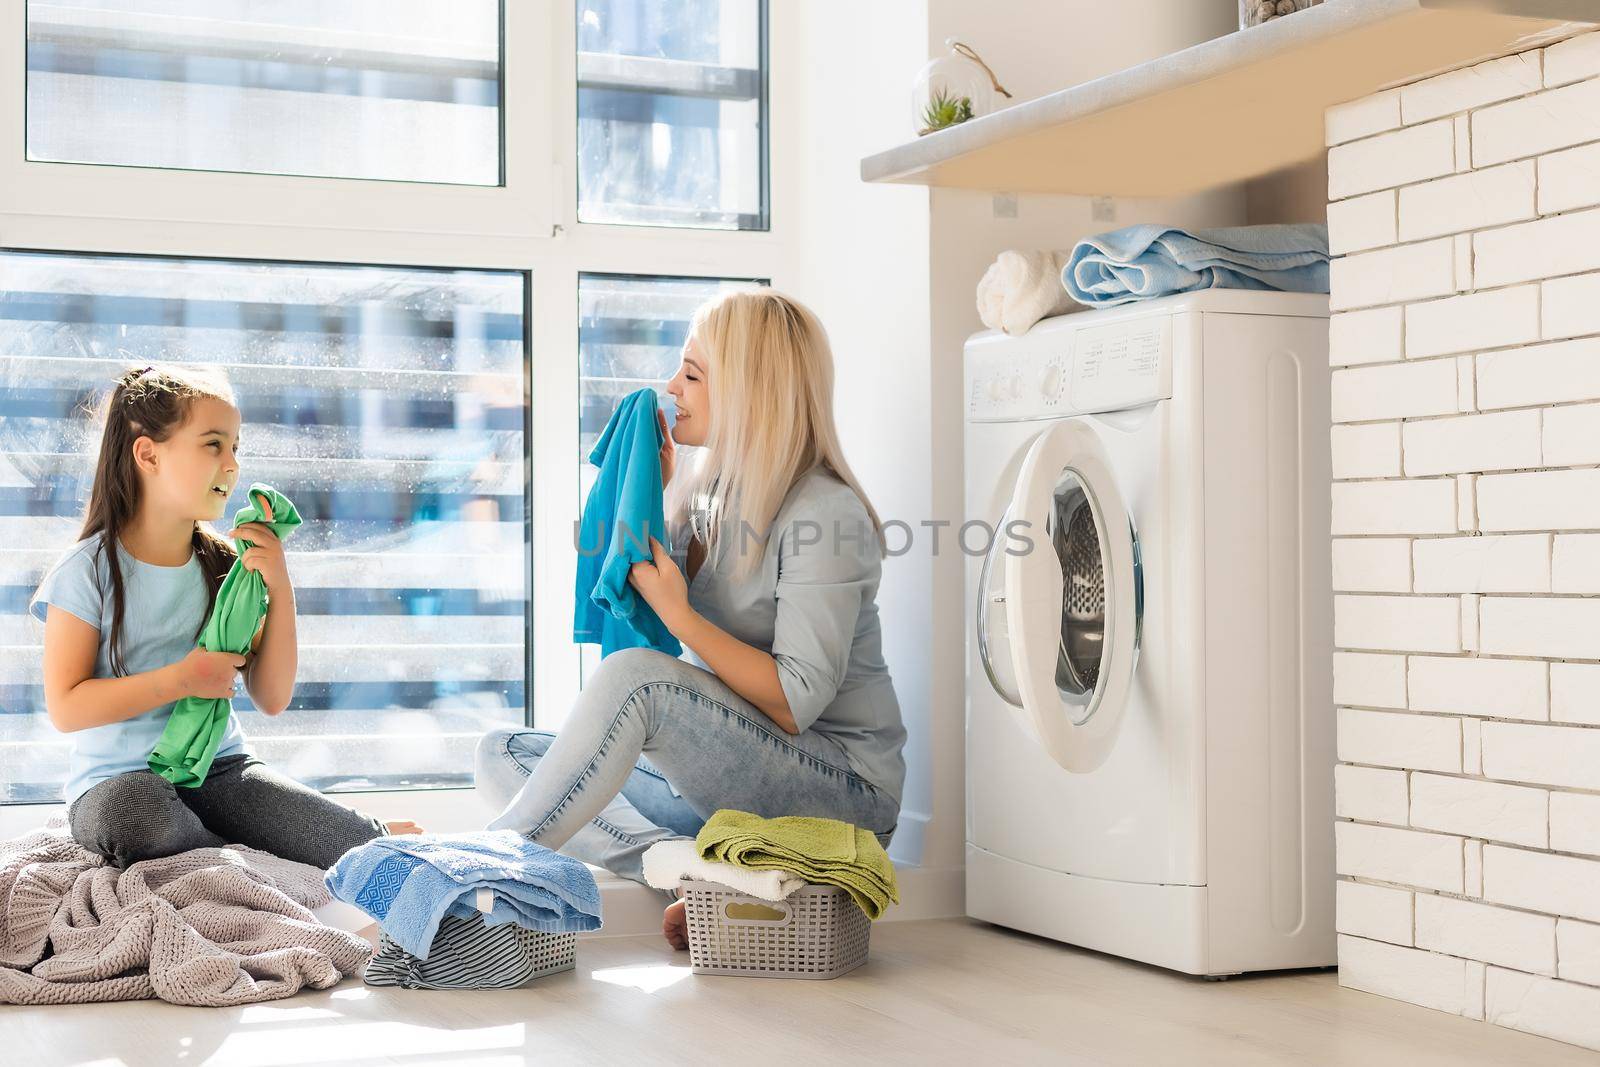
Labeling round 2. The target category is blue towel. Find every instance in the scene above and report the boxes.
[325,831,603,960]
[1062,223,1329,307]
[574,388,682,658]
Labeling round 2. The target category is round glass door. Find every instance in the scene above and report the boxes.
[1004,421,1143,772]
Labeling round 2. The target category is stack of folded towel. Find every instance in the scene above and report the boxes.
[325,830,602,961]
[975,223,1330,335]
[643,809,899,920]
[1061,223,1329,307]
[643,838,809,903]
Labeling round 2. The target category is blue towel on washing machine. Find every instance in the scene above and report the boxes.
[1062,223,1329,307]
[325,831,602,959]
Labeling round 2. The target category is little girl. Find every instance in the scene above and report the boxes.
[29,363,420,869]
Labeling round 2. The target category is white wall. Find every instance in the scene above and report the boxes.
[1326,29,1600,1054]
[786,0,1278,896]
[787,1,935,870]
[788,0,1297,897]
[918,0,1250,882]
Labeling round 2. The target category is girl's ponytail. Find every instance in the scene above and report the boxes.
[77,364,239,676]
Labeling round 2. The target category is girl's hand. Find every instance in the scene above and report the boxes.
[228,497,290,594]
[178,647,248,700]
[657,406,676,487]
[628,537,691,632]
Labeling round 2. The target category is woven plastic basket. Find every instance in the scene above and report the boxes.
[680,878,870,979]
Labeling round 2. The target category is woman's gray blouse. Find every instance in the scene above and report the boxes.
[669,466,907,805]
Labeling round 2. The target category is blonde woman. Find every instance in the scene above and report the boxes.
[475,290,906,948]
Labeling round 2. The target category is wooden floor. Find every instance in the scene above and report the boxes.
[11,918,1592,1066]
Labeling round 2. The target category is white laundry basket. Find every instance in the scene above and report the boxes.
[680,878,870,979]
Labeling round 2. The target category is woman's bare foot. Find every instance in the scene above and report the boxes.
[663,891,688,950]
[385,820,424,835]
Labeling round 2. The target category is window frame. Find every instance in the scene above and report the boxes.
[0,0,802,820]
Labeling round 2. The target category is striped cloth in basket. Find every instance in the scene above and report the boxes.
[364,912,576,990]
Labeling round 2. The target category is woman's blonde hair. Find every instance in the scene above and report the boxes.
[664,289,883,580]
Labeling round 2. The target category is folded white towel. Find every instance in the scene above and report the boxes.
[976,249,1076,335]
[642,838,807,902]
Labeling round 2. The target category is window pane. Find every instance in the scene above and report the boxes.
[0,250,527,804]
[577,1,767,230]
[26,0,502,186]
[568,273,761,713]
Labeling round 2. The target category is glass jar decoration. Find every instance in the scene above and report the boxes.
[911,39,1013,137]
[1240,0,1322,29]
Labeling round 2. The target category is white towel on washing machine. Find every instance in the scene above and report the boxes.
[977,249,1077,335]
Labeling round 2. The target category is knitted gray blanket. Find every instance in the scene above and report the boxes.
[0,824,372,1006]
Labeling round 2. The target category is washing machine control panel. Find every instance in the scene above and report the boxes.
[966,313,1174,421]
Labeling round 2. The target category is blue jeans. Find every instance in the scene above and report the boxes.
[473,647,899,892]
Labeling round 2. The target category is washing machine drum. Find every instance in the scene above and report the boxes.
[1052,474,1107,699]
[979,420,1144,773]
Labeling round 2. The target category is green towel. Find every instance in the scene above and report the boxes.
[148,483,302,788]
[695,809,900,920]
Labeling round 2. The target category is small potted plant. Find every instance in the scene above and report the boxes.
[919,86,976,136]
[912,39,1011,137]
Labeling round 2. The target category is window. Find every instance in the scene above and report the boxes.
[0,250,527,802]
[568,272,762,703]
[576,0,767,229]
[2,2,788,812]
[25,0,502,185]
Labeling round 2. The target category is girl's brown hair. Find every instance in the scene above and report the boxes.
[78,364,240,676]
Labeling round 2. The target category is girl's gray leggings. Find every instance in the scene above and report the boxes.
[67,753,385,870]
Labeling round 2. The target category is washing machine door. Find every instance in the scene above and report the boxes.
[1000,419,1143,773]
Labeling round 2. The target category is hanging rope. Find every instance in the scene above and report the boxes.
[949,40,1013,100]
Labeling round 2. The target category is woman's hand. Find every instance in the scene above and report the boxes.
[628,537,692,632]
[657,406,676,487]
[228,496,290,594]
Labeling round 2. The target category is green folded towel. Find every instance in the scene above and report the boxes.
[148,483,302,788]
[695,809,899,920]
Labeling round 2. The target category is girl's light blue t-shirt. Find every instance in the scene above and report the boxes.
[28,536,249,807]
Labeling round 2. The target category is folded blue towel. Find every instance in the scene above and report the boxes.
[574,388,682,659]
[325,831,602,959]
[1062,223,1329,307]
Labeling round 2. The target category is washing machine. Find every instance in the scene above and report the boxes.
[963,288,1336,976]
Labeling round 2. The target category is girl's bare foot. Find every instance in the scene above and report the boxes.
[385,820,423,835]
[663,890,688,950]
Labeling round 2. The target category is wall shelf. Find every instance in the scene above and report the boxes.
[860,0,1594,198]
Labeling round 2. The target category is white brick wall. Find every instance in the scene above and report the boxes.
[1336,879,1413,945]
[1542,273,1600,339]
[1333,650,1407,707]
[1404,285,1539,359]
[1550,791,1600,857]
[1328,305,1403,366]
[1327,31,1600,1054]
